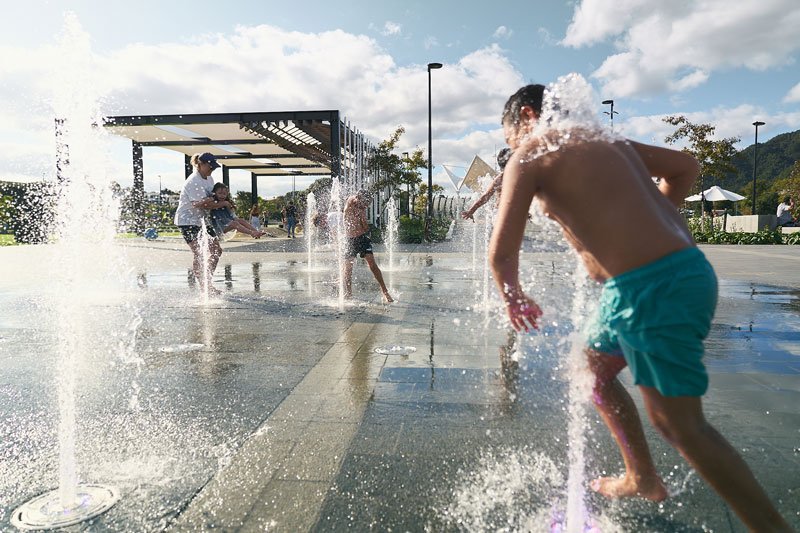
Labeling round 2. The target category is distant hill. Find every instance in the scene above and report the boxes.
[725,129,800,193]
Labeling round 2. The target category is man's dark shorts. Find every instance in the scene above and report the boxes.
[346,233,373,258]
[179,224,218,244]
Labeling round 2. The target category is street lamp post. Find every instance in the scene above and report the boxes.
[751,121,765,215]
[602,99,619,131]
[427,62,443,240]
[402,151,410,216]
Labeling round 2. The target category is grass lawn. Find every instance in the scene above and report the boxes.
[0,234,17,246]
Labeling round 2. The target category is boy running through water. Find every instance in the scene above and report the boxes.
[342,190,393,303]
[489,83,791,531]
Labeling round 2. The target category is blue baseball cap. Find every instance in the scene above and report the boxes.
[199,152,220,170]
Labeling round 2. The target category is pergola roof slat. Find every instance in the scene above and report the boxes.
[104,110,345,178]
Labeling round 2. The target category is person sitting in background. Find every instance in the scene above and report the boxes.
[249,204,261,230]
[209,183,266,239]
[776,197,796,226]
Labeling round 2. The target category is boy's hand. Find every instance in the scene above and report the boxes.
[506,294,542,332]
[460,210,474,221]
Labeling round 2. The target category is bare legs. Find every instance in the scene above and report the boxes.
[364,254,393,302]
[188,236,223,294]
[225,220,265,238]
[588,350,791,531]
[588,350,667,500]
[342,254,393,303]
[639,389,791,532]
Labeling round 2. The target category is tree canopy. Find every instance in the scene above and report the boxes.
[663,115,740,193]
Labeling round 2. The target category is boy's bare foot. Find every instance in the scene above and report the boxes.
[205,285,222,296]
[590,475,668,502]
[383,293,394,303]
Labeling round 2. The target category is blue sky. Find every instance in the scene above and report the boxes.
[2,0,799,197]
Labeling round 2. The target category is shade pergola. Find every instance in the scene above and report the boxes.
[103,110,373,231]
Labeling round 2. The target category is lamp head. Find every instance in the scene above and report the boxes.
[602,99,614,105]
[753,121,765,127]
[427,62,443,70]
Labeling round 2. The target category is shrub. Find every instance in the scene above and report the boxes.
[397,216,451,243]
[691,228,791,245]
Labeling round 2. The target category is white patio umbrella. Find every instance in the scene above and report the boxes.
[685,185,746,202]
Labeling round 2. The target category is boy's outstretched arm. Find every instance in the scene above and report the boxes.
[630,141,700,207]
[489,156,542,332]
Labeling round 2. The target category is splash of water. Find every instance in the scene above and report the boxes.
[476,174,496,323]
[386,196,398,272]
[329,177,346,310]
[516,74,619,169]
[563,269,594,532]
[12,12,136,526]
[306,192,317,272]
[438,448,564,531]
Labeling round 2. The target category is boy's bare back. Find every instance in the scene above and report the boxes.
[498,135,698,282]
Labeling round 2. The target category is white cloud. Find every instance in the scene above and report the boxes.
[382,21,402,36]
[493,26,513,40]
[618,104,800,148]
[784,81,800,103]
[0,21,523,197]
[537,27,558,47]
[424,36,439,50]
[564,0,800,98]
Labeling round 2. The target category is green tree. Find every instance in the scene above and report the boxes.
[367,126,426,207]
[663,115,741,201]
[233,191,256,219]
[767,160,800,219]
[0,194,16,233]
[414,183,445,217]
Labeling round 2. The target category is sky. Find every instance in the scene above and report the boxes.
[2,0,799,198]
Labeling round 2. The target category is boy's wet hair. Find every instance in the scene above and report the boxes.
[212,182,228,193]
[502,84,545,125]
[497,148,512,170]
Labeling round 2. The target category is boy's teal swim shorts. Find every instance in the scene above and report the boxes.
[585,247,718,397]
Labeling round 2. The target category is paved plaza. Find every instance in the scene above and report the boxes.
[0,237,798,532]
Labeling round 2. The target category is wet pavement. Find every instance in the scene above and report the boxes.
[0,240,798,532]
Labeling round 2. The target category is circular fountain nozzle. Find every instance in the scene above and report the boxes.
[11,484,119,530]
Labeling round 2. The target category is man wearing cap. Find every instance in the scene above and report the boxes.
[174,152,225,295]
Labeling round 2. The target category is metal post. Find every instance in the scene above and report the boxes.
[184,154,192,179]
[222,166,230,189]
[251,172,258,206]
[132,141,145,234]
[751,121,765,215]
[330,111,341,182]
[602,99,618,131]
[427,62,442,240]
[54,118,69,185]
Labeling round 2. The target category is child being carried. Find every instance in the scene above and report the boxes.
[209,183,266,239]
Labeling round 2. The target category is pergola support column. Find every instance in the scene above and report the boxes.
[184,155,192,178]
[132,141,145,235]
[222,166,230,188]
[251,173,258,205]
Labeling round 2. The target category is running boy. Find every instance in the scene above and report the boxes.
[342,190,393,303]
[489,84,791,531]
